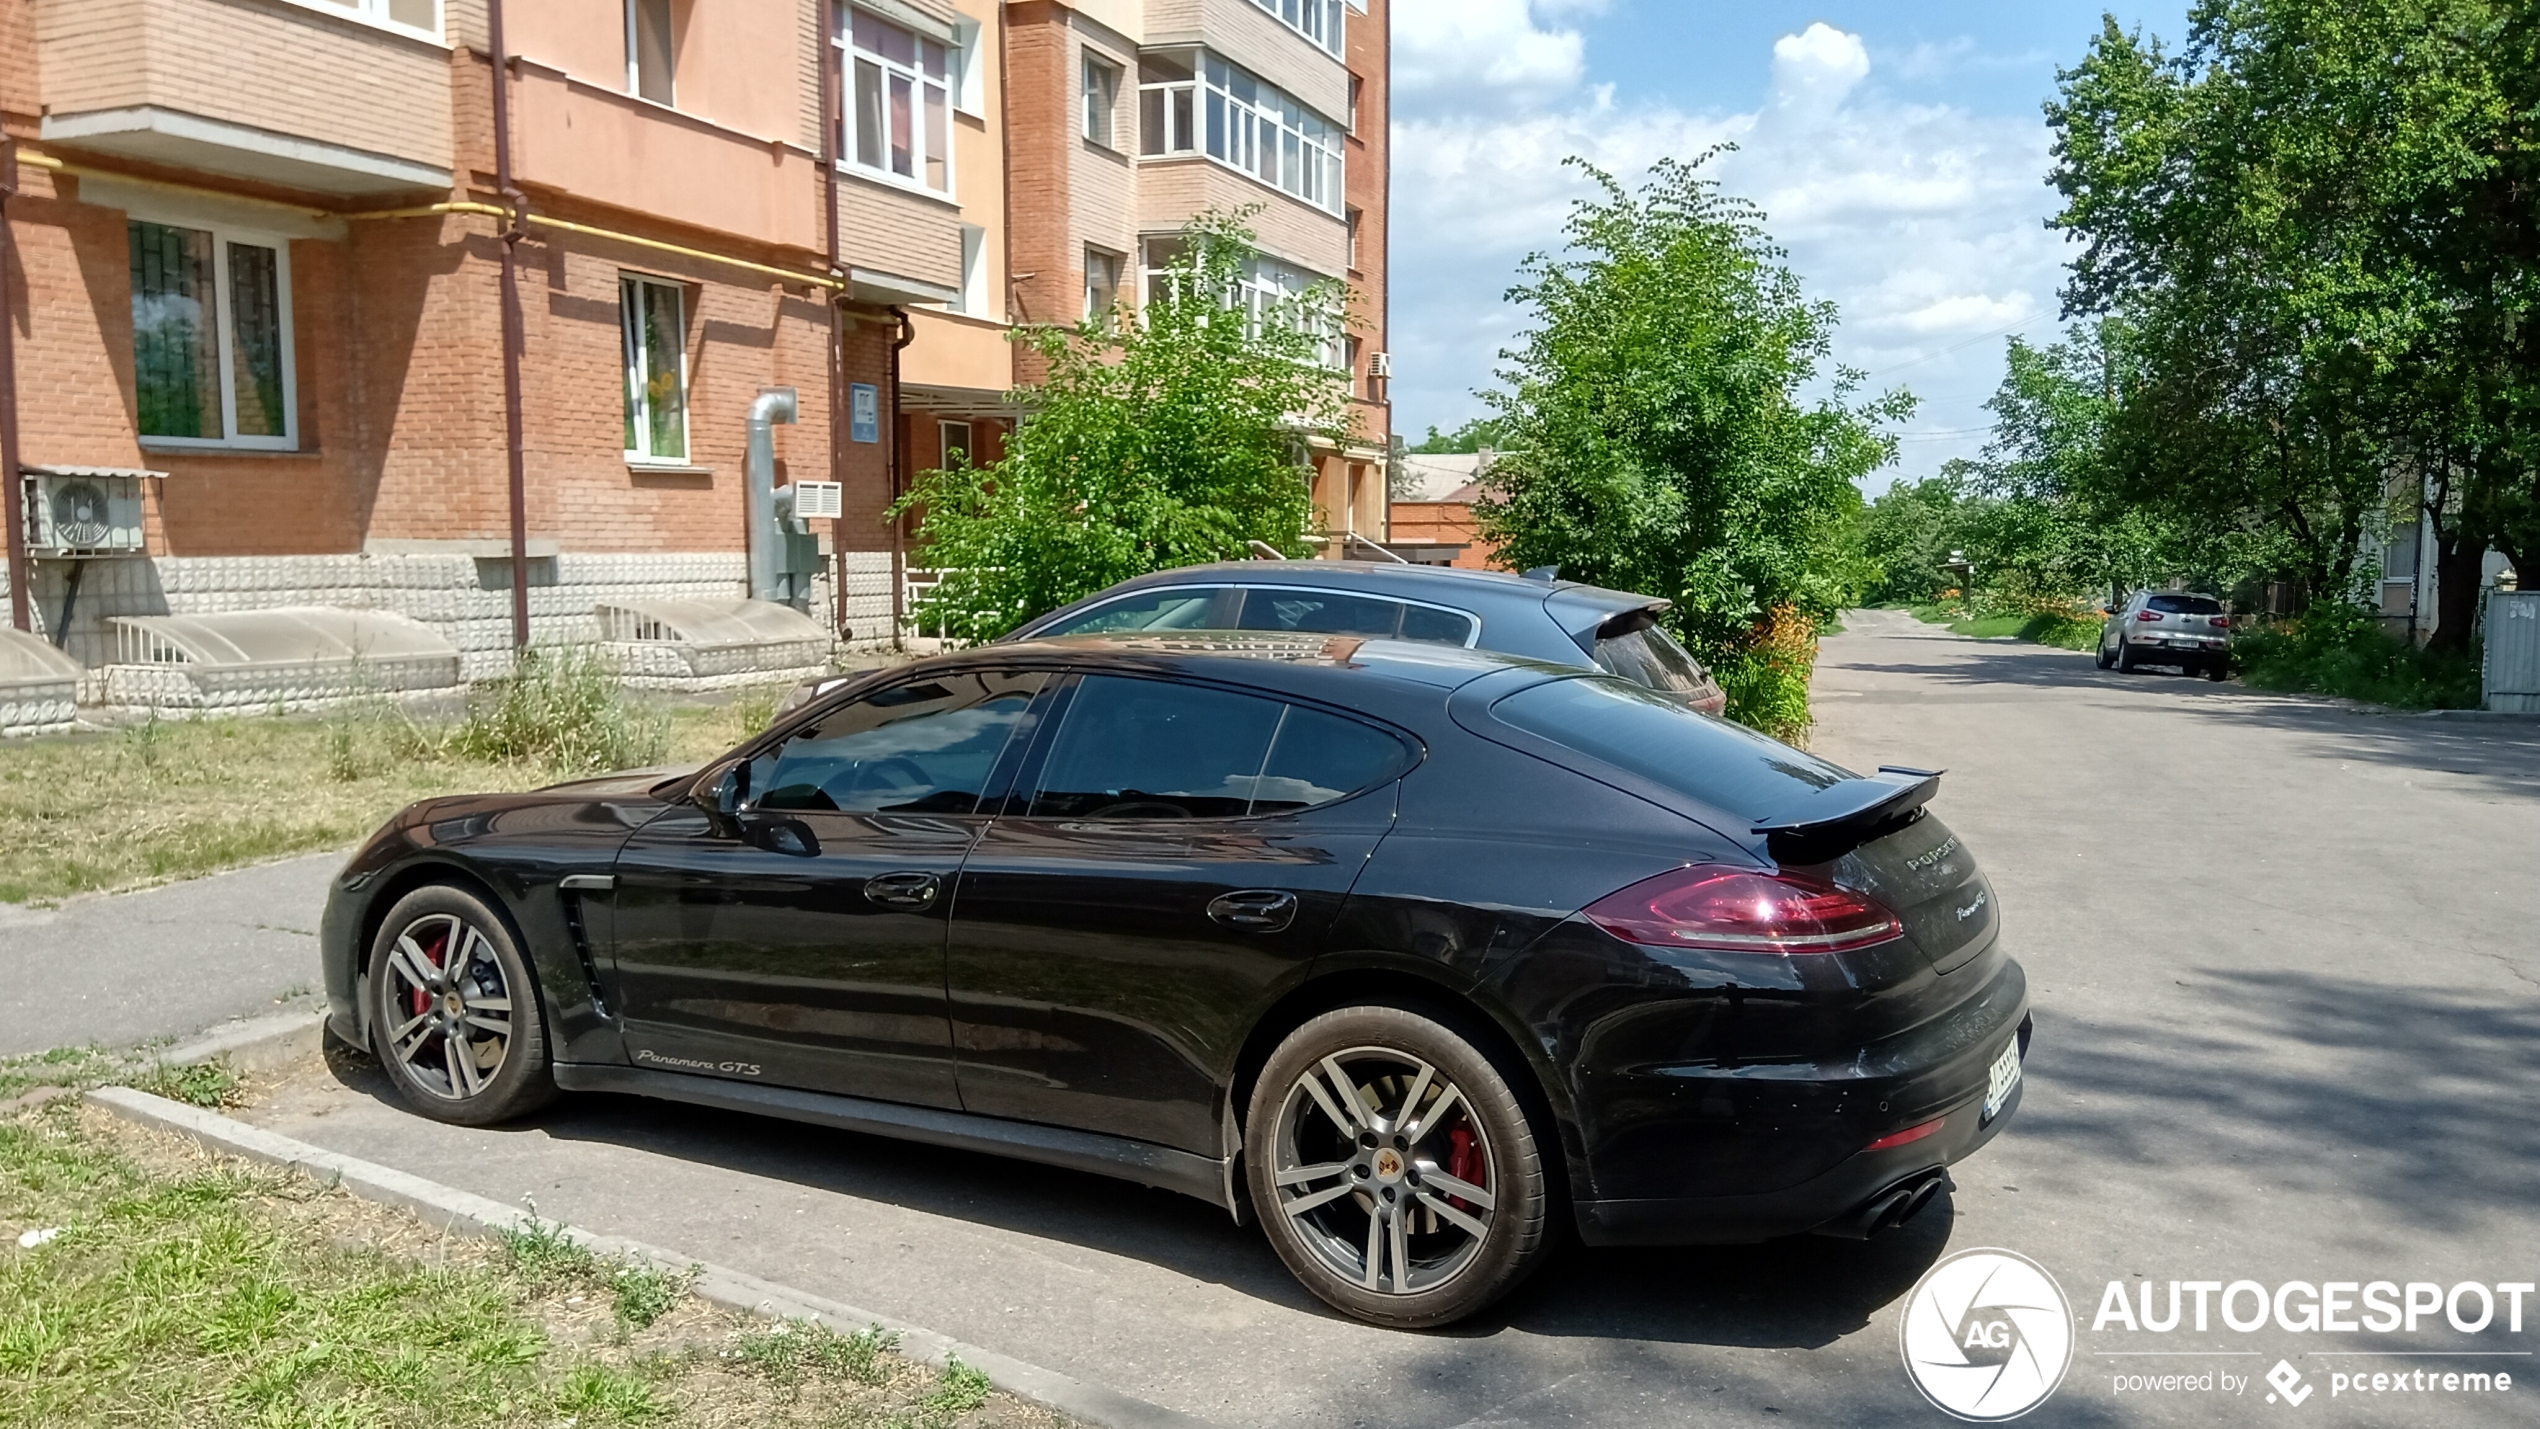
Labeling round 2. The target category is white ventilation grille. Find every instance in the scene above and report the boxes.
[789,481,844,520]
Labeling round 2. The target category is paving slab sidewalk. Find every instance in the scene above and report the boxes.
[0,851,339,1056]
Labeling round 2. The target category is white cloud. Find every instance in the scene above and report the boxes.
[1386,5,2074,478]
[1394,0,1588,110]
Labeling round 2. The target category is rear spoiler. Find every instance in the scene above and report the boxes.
[1751,766,1942,863]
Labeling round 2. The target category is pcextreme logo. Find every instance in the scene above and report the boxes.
[1901,1248,2077,1421]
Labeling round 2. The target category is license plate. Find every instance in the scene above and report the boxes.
[1982,1039,2023,1124]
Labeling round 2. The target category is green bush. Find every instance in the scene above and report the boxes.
[451,648,670,776]
[1712,609,1819,745]
[2233,603,2482,710]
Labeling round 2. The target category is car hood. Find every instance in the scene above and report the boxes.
[535,765,700,799]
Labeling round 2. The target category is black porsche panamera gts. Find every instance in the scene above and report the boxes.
[322,632,2030,1327]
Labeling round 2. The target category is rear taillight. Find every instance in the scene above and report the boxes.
[1584,865,1905,955]
[2209,616,2230,628]
[2136,610,2161,622]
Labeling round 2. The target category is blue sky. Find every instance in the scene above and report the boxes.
[1386,1,2194,488]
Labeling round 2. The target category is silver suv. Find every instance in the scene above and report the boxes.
[2097,591,2230,680]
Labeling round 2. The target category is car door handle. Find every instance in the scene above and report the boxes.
[864,871,941,909]
[1208,890,1298,932]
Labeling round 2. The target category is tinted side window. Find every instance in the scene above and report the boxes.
[1252,706,1411,814]
[1042,587,1237,636]
[1592,625,1712,695]
[755,672,1042,814]
[1237,590,1408,637]
[1399,603,1477,644]
[1491,675,1854,823]
[1030,676,1285,818]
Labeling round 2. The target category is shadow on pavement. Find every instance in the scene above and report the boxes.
[313,1039,1948,1352]
[2019,972,2540,1234]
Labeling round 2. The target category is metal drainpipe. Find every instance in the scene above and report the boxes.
[489,0,533,652]
[744,388,798,602]
[888,307,914,650]
[0,131,30,632]
[820,8,849,637]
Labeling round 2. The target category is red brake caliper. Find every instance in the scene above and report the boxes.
[407,927,444,1016]
[1447,1122,1482,1214]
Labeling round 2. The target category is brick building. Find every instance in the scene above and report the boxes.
[0,0,1389,708]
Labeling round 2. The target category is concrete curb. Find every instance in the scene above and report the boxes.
[86,1085,1219,1429]
[157,1009,328,1075]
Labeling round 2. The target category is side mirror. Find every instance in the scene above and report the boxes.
[712,764,749,818]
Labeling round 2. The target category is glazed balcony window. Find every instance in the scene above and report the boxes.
[130,220,297,451]
[299,0,441,40]
[839,6,955,196]
[1246,0,1347,57]
[1138,51,1344,215]
[620,276,690,465]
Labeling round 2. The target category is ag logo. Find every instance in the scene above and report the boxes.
[1900,1248,2075,1421]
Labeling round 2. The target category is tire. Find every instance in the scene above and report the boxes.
[2205,662,2228,682]
[2094,635,2116,670]
[1246,1004,1554,1329]
[2114,639,2138,673]
[366,884,557,1126]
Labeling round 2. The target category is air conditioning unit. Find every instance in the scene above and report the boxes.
[1368,350,1393,378]
[23,468,145,555]
[787,481,844,521]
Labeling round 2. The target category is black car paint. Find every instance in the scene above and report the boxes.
[322,637,2028,1244]
[1009,560,1675,668]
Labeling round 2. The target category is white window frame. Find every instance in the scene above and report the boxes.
[838,4,959,199]
[1085,247,1125,325]
[954,224,988,316]
[131,219,300,452]
[621,274,692,466]
[277,0,443,43]
[938,419,975,470]
[1138,50,1345,215]
[1140,238,1344,369]
[624,0,675,105]
[1083,51,1124,149]
[1245,0,1346,58]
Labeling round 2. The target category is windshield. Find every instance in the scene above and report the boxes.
[1492,675,1856,823]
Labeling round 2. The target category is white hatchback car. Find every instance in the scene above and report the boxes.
[2097,591,2231,680]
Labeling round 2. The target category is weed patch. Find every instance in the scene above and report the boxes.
[2234,604,2482,709]
[0,683,779,905]
[0,1106,1066,1428]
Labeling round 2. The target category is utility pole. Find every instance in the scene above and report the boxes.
[0,126,30,632]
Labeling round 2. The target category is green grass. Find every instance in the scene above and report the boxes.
[0,1047,243,1111]
[2233,604,2482,710]
[0,1106,1064,1429]
[0,680,789,906]
[1946,610,2105,651]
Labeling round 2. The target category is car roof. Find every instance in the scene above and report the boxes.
[1090,560,1652,609]
[888,630,1573,700]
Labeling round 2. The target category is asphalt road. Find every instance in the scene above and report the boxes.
[233,612,2540,1427]
[0,852,338,1056]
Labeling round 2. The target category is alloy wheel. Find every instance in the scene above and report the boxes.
[377,911,515,1100]
[1268,1046,1498,1296]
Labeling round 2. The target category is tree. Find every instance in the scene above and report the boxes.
[895,213,1354,639]
[1853,471,1973,607]
[1474,154,1912,739]
[1407,417,1516,454]
[2049,1,2540,644]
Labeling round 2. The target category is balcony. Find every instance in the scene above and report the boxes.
[508,60,823,253]
[34,0,453,196]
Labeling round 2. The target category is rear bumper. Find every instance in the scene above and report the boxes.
[1574,1055,2024,1244]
